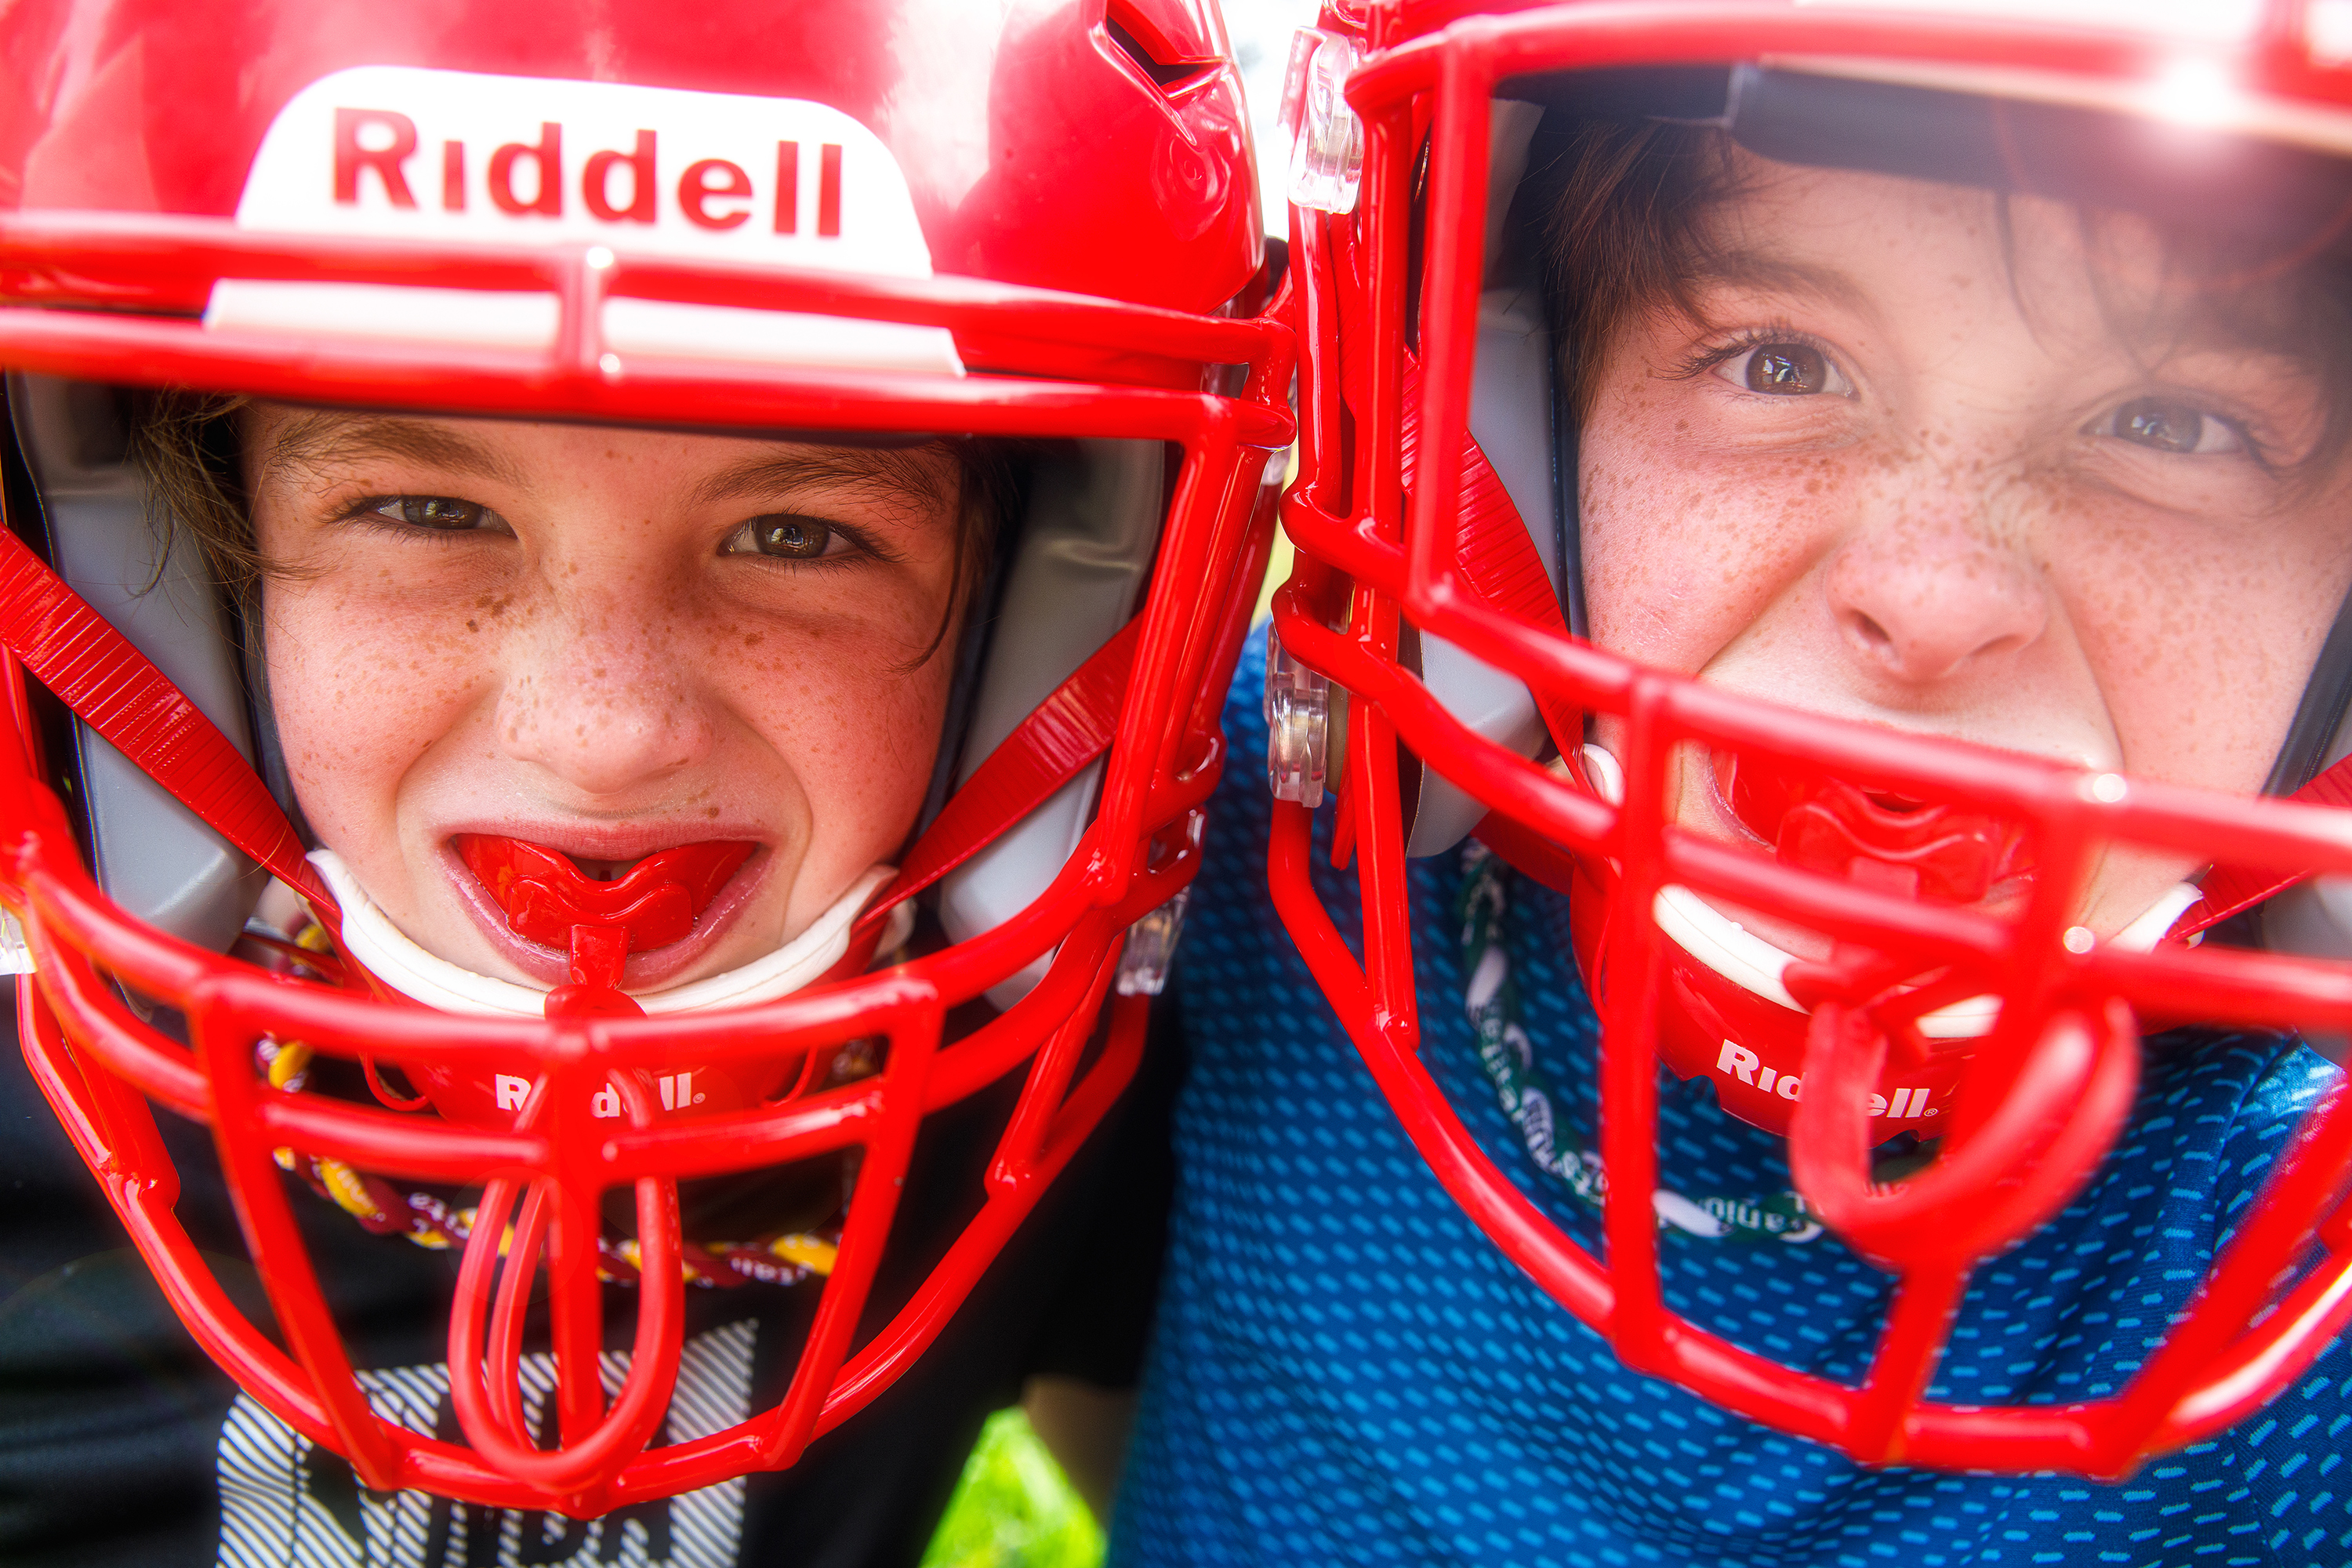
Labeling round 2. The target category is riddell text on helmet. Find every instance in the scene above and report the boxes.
[1715,1041,1941,1118]
[213,65,964,371]
[235,66,936,277]
[335,108,840,238]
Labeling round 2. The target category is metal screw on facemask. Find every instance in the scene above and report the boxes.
[1115,887,1191,997]
[1265,623,1330,808]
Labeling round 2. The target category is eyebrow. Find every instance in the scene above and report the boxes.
[256,412,528,492]
[684,443,957,514]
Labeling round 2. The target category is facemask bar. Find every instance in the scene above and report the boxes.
[1273,2,2352,1475]
[1401,98,1571,857]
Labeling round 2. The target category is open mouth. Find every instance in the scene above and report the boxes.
[1710,748,2034,906]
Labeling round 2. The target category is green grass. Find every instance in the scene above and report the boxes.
[920,1408,1106,1568]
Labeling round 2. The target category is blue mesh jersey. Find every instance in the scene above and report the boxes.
[1109,629,2352,1568]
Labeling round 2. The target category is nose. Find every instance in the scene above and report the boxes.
[492,573,717,797]
[1820,511,2048,688]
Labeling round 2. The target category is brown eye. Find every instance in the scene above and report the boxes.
[2103,397,2244,456]
[373,495,494,530]
[1748,343,1827,394]
[744,515,833,559]
[1711,340,1855,399]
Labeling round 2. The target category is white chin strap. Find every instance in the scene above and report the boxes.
[310,851,907,1018]
[1580,744,2204,1040]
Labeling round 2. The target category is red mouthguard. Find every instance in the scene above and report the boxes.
[455,835,756,1012]
[1720,752,2032,906]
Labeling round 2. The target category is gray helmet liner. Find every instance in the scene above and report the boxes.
[940,439,1165,1003]
[1402,99,1572,858]
[5,371,268,953]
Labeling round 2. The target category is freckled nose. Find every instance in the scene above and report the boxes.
[492,594,716,794]
[1821,522,2048,686]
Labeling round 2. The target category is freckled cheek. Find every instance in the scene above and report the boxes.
[713,623,954,829]
[263,586,495,839]
[1579,441,1858,670]
[2049,506,2343,794]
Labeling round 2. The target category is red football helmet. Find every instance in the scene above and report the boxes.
[0,0,1290,1514]
[1272,0,2352,1473]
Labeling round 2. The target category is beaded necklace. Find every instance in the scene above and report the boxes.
[260,1035,842,1289]
[251,911,869,1290]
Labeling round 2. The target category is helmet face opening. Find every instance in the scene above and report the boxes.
[1276,0,2352,1476]
[0,0,1293,1514]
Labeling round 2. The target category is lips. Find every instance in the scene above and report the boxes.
[1714,749,2034,905]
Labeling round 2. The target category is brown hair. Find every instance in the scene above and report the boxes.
[128,390,260,600]
[128,391,1015,666]
[1541,119,1748,426]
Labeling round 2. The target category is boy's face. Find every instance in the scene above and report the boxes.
[245,410,965,989]
[1577,151,2352,942]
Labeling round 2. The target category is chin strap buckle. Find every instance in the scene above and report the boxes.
[0,907,28,977]
[1115,887,1191,997]
[1265,622,1331,808]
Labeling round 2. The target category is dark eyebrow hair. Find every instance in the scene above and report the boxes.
[685,442,959,515]
[254,412,529,492]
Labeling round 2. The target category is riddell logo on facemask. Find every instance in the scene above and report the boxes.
[492,1070,703,1119]
[235,66,935,277]
[1715,1041,1940,1118]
